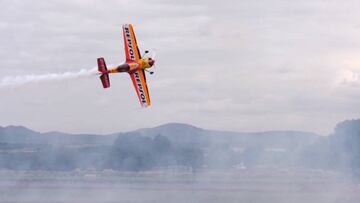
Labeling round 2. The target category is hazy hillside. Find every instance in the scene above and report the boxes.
[0,119,358,179]
[120,123,321,149]
[0,126,117,146]
[0,123,321,149]
[0,125,40,144]
[0,123,323,171]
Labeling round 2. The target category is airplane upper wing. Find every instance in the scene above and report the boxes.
[130,69,151,107]
[122,24,141,61]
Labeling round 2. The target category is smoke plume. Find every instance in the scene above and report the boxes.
[0,68,97,87]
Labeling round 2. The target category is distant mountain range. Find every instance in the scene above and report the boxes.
[0,123,321,149]
[0,123,327,171]
[1,120,358,173]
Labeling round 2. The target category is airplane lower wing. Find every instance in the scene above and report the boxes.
[129,70,151,107]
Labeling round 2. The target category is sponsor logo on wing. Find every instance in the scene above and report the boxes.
[124,25,135,61]
[134,72,147,104]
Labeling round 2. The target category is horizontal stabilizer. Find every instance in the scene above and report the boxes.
[97,57,107,73]
[97,57,110,88]
[100,74,110,88]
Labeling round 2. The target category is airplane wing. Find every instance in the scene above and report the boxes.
[123,24,141,61]
[130,69,151,107]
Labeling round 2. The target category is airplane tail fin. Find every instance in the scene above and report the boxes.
[97,57,110,88]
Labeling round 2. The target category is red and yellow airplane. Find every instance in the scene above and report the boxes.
[97,24,155,107]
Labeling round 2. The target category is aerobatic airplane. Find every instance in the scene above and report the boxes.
[97,24,155,107]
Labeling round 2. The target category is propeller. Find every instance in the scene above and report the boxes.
[150,49,157,61]
[144,49,157,75]
[144,49,157,60]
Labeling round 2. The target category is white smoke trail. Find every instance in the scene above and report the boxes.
[0,68,98,87]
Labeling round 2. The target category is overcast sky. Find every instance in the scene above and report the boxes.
[1,0,360,135]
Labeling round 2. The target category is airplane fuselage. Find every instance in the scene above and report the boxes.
[107,57,154,74]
